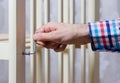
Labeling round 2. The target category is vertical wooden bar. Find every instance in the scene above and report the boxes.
[81,45,86,83]
[87,0,99,83]
[58,0,63,22]
[58,52,63,83]
[58,0,63,83]
[44,0,50,83]
[69,0,75,83]
[63,0,69,83]
[36,0,42,83]
[80,0,86,83]
[30,0,36,83]
[9,0,25,83]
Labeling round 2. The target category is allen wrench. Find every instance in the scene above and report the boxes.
[23,41,37,55]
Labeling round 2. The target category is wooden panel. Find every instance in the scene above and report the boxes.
[9,0,26,83]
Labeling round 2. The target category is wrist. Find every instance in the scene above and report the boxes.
[76,24,91,44]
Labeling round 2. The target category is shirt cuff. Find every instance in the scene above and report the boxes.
[88,19,120,52]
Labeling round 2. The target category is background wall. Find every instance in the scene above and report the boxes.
[0,0,120,83]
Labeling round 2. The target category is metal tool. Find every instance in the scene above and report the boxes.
[23,41,37,55]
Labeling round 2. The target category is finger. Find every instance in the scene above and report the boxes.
[36,41,46,46]
[33,32,58,42]
[35,27,45,33]
[54,44,67,52]
[37,41,60,49]
[43,42,58,49]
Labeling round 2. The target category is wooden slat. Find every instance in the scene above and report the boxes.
[63,0,69,83]
[58,0,63,83]
[9,0,26,83]
[36,0,42,83]
[87,0,100,83]
[69,0,75,83]
[44,0,50,83]
[80,0,86,82]
[58,52,63,83]
[30,0,36,83]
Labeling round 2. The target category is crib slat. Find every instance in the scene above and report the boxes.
[58,52,63,83]
[44,0,50,83]
[63,0,68,23]
[58,0,63,22]
[36,0,42,83]
[87,0,99,83]
[81,45,86,83]
[63,53,69,83]
[69,45,75,83]
[58,0,63,83]
[69,0,75,83]
[80,0,86,82]
[44,49,50,83]
[63,0,69,83]
[30,0,36,83]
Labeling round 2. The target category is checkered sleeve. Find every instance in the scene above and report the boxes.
[88,19,120,52]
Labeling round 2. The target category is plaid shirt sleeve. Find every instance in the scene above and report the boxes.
[88,19,120,52]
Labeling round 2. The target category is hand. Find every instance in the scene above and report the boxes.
[33,22,90,52]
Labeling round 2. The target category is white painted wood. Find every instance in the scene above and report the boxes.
[44,0,49,23]
[36,0,42,83]
[81,45,86,83]
[9,0,26,83]
[30,0,36,83]
[36,0,42,27]
[69,0,75,83]
[36,46,42,83]
[80,0,86,83]
[63,0,69,83]
[58,0,63,83]
[63,53,69,83]
[63,0,68,23]
[44,49,50,83]
[87,0,100,83]
[0,34,8,41]
[0,42,9,60]
[58,52,63,83]
[58,0,63,22]
[44,0,50,83]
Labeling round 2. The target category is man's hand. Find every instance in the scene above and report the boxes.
[33,22,90,52]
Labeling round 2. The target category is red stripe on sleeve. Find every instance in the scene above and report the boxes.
[100,21,107,48]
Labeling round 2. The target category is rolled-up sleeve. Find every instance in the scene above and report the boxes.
[88,19,120,52]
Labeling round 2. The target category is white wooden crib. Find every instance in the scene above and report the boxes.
[0,0,99,83]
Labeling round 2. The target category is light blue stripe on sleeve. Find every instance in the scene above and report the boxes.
[112,20,120,48]
[94,22,104,49]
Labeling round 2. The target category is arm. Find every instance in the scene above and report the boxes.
[88,19,120,52]
[33,19,120,52]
